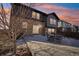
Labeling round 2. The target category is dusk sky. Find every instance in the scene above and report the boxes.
[1,3,79,26]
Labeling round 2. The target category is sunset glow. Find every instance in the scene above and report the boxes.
[0,3,79,26]
[32,3,79,26]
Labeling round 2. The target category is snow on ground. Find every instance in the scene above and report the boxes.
[24,35,48,41]
[16,35,79,47]
[16,35,79,56]
[16,35,48,45]
[61,37,79,47]
[27,41,79,56]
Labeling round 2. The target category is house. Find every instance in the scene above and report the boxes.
[72,25,79,32]
[10,3,60,37]
[78,26,79,32]
[58,20,64,32]
[58,20,72,32]
[46,13,60,35]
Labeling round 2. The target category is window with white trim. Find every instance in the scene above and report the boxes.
[48,28,55,34]
[32,11,36,18]
[32,11,40,19]
[37,13,40,19]
[50,18,56,25]
[58,21,62,27]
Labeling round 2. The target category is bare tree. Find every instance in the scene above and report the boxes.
[10,3,34,55]
[0,3,14,55]
[0,3,36,55]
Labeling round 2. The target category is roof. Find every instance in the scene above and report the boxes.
[21,3,59,16]
[47,12,60,20]
[21,3,48,15]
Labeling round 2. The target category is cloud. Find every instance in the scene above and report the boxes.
[1,3,79,26]
[0,8,11,14]
[32,3,79,26]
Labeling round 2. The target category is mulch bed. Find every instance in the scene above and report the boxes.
[16,44,32,56]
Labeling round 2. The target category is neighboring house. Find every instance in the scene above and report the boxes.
[10,3,60,36]
[78,26,79,32]
[58,20,72,32]
[58,20,79,33]
[71,24,75,32]
[72,25,79,32]
[63,21,72,32]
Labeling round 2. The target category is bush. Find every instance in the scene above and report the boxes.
[61,31,79,39]
[16,32,24,39]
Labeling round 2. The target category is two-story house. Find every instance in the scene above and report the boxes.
[10,3,48,36]
[10,3,60,37]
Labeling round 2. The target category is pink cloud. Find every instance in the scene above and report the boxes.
[32,3,79,26]
[0,8,11,14]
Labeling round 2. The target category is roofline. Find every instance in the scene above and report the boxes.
[48,12,60,20]
[12,3,79,26]
[59,20,72,25]
[13,3,60,20]
[21,3,61,18]
[20,3,48,15]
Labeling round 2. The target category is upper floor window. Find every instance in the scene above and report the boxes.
[63,22,66,27]
[58,21,62,27]
[32,11,40,19]
[32,11,36,18]
[37,13,40,19]
[50,18,56,25]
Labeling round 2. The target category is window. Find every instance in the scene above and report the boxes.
[48,28,55,34]
[51,29,55,33]
[58,21,62,27]
[50,18,53,24]
[33,24,42,34]
[32,11,40,19]
[63,22,66,27]
[32,11,36,18]
[48,29,51,34]
[54,20,56,24]
[37,13,40,19]
[22,22,27,29]
[50,18,56,25]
